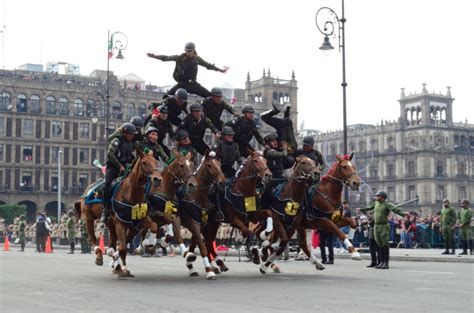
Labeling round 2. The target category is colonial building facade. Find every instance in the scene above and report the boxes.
[0,67,298,221]
[314,84,474,215]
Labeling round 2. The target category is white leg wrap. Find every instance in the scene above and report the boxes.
[188,267,198,276]
[271,242,280,250]
[261,240,270,248]
[206,270,216,279]
[113,259,120,269]
[265,217,273,233]
[166,224,174,237]
[203,257,211,268]
[348,228,356,240]
[106,247,115,257]
[310,254,325,270]
[159,237,169,248]
[113,251,120,260]
[178,243,186,256]
[343,238,353,249]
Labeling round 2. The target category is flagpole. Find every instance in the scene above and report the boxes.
[106,29,110,139]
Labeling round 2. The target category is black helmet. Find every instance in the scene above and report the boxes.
[375,190,387,199]
[264,133,278,143]
[461,199,470,205]
[222,126,235,135]
[211,87,223,97]
[145,126,159,136]
[130,116,144,128]
[185,42,195,50]
[303,135,315,146]
[175,88,188,101]
[175,129,189,141]
[122,122,138,135]
[157,104,168,114]
[190,102,203,112]
[242,104,255,113]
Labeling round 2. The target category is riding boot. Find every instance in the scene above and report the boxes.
[100,205,110,224]
[459,240,468,255]
[380,247,389,269]
[375,247,385,269]
[367,243,377,267]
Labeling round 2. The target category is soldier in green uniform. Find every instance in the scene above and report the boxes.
[147,42,228,98]
[79,219,90,254]
[108,116,144,143]
[456,199,472,255]
[167,129,198,165]
[201,87,238,131]
[212,126,241,179]
[361,190,406,269]
[66,210,76,254]
[17,215,26,252]
[440,198,457,255]
[139,126,169,163]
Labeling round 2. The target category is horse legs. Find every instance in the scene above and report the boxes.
[312,218,361,260]
[84,205,102,266]
[296,227,325,271]
[259,217,288,274]
[228,213,260,265]
[113,221,133,277]
[202,222,228,274]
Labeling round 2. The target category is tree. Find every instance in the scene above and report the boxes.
[0,204,27,225]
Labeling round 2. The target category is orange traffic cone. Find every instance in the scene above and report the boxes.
[3,236,10,251]
[99,235,105,254]
[45,236,52,253]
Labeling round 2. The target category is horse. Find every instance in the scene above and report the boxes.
[259,153,362,273]
[107,149,163,277]
[179,151,226,280]
[200,149,273,273]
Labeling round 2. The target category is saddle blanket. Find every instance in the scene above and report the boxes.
[179,199,208,224]
[224,186,258,221]
[112,200,148,228]
[269,195,301,228]
[148,193,178,217]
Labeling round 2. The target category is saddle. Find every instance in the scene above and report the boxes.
[82,179,119,205]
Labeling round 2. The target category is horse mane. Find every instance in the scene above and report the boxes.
[321,154,351,182]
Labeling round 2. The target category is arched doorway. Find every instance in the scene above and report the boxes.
[17,200,38,223]
[44,201,66,222]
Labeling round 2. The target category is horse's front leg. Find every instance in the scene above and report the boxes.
[296,226,325,271]
[170,216,187,256]
[259,217,288,274]
[184,217,216,280]
[313,218,361,260]
[85,206,102,266]
[336,217,357,242]
[256,209,274,241]
[114,222,134,277]
[228,212,260,265]
[203,221,228,274]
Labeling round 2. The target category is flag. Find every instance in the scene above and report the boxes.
[108,36,114,59]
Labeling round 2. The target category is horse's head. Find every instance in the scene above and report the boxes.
[294,156,321,185]
[334,153,360,191]
[249,150,272,184]
[136,149,162,187]
[199,150,226,193]
[170,149,197,193]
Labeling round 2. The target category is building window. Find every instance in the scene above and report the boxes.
[435,161,444,177]
[0,144,3,161]
[45,96,56,114]
[388,187,395,201]
[137,103,147,118]
[0,92,11,111]
[457,161,466,176]
[79,148,89,164]
[51,172,59,192]
[126,104,135,120]
[458,186,466,201]
[80,123,89,138]
[30,95,41,113]
[52,147,61,163]
[408,185,416,200]
[369,166,378,178]
[112,102,123,119]
[436,185,445,201]
[78,173,89,189]
[52,121,62,137]
[59,97,69,115]
[370,138,378,152]
[386,163,395,177]
[0,116,4,135]
[23,119,34,135]
[74,98,84,116]
[23,145,33,162]
[20,171,33,191]
[407,160,416,175]
[16,94,27,112]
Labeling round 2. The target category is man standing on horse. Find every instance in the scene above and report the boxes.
[100,122,139,223]
[144,104,175,158]
[178,102,221,156]
[147,42,228,98]
[212,126,241,179]
[361,190,406,269]
[202,87,238,131]
[295,135,325,172]
[261,102,298,155]
[149,89,189,127]
[224,104,265,157]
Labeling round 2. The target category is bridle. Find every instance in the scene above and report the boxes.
[166,158,193,186]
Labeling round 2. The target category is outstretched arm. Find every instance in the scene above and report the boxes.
[147,53,180,62]
[197,56,228,73]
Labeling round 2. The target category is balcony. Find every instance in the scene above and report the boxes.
[19,185,38,192]
[45,109,57,115]
[59,109,70,116]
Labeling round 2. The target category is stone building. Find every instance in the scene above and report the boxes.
[0,67,297,221]
[313,84,474,215]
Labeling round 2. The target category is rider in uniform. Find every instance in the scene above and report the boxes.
[212,126,241,179]
[168,129,198,165]
[147,42,228,98]
[295,135,325,171]
[361,190,406,269]
[140,126,169,163]
[261,102,298,155]
[178,102,220,156]
[201,87,238,131]
[149,88,189,127]
[262,133,288,205]
[144,104,175,158]
[109,116,144,143]
[224,104,264,157]
[100,122,139,223]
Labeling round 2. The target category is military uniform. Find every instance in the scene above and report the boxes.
[139,137,169,163]
[261,105,298,153]
[18,217,26,252]
[67,215,76,254]
[149,96,189,127]
[457,203,472,255]
[145,117,174,157]
[295,148,325,171]
[361,193,406,269]
[441,203,457,254]
[202,97,236,131]
[212,139,241,179]
[148,50,224,98]
[224,116,264,157]
[108,126,143,144]
[79,219,90,254]
[178,113,219,156]
[262,140,288,206]
[167,143,198,167]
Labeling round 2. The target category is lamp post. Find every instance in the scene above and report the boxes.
[57,148,62,229]
[106,30,128,137]
[316,0,348,200]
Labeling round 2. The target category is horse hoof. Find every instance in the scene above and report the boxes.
[272,265,281,273]
[95,258,103,266]
[315,263,326,271]
[220,265,229,272]
[189,268,199,277]
[185,252,197,263]
[261,249,269,262]
[251,248,261,265]
[118,270,134,278]
[212,267,221,275]
[351,252,362,260]
[259,267,267,275]
[206,272,217,280]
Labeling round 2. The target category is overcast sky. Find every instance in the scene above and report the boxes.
[1,0,472,131]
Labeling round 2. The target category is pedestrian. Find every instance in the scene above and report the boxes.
[456,199,472,255]
[147,42,228,98]
[361,190,407,269]
[365,212,380,267]
[440,198,457,254]
[66,210,76,254]
[79,219,90,254]
[33,213,50,252]
[17,215,26,252]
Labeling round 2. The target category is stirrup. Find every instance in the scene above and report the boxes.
[215,210,225,222]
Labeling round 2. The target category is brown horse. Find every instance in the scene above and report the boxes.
[201,150,273,272]
[180,151,226,280]
[107,149,163,277]
[134,150,197,257]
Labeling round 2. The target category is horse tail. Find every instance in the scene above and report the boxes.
[73,201,82,220]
